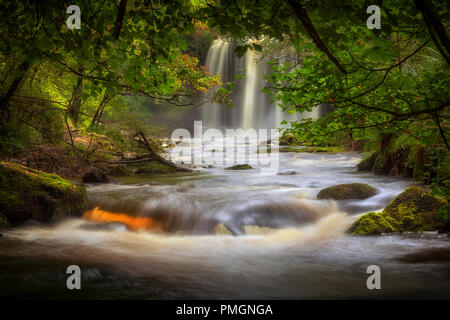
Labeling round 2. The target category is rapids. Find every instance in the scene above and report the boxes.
[1,140,449,299]
[0,40,448,299]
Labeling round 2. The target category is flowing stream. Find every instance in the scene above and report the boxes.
[1,142,449,299]
[0,39,449,299]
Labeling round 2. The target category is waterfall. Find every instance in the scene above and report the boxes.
[202,40,231,127]
[200,39,318,130]
[241,50,258,129]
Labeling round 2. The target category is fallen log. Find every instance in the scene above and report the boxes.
[94,130,192,172]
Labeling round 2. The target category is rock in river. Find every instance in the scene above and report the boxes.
[225,164,253,170]
[317,183,378,200]
[0,162,87,225]
[348,186,448,235]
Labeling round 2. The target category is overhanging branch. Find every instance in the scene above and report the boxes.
[287,0,348,74]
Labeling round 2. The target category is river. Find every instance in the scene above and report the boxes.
[1,138,449,299]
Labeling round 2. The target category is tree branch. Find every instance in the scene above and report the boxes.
[431,110,450,151]
[415,0,450,63]
[113,0,127,39]
[287,0,348,74]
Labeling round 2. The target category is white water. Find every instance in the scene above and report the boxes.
[1,140,449,299]
[200,39,317,130]
[1,41,449,298]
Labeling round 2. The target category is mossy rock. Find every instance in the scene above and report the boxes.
[349,186,448,235]
[131,161,176,175]
[317,183,378,200]
[357,151,377,171]
[347,212,397,235]
[225,164,253,170]
[0,162,87,225]
[383,186,448,231]
[373,152,391,175]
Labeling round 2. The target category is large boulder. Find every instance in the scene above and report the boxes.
[0,162,87,225]
[348,186,448,235]
[317,183,378,200]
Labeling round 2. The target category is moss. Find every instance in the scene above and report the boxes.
[0,162,87,225]
[383,186,447,231]
[317,183,378,200]
[357,151,377,171]
[280,146,344,153]
[348,212,396,235]
[279,147,302,153]
[225,164,253,170]
[107,161,177,176]
[349,186,448,235]
[107,165,133,177]
[131,161,176,175]
[373,151,391,175]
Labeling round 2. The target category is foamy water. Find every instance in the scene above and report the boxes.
[1,140,449,299]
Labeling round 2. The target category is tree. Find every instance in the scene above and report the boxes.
[195,0,449,151]
[0,0,228,167]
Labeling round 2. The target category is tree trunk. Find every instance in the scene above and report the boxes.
[134,130,191,172]
[91,93,112,126]
[415,0,450,64]
[286,0,348,74]
[0,62,30,121]
[413,147,425,182]
[113,0,127,39]
[68,65,85,124]
[380,134,393,153]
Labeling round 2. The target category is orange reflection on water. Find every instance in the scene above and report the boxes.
[83,207,165,231]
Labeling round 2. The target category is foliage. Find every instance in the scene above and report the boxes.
[0,0,448,198]
[196,0,449,193]
[0,0,230,162]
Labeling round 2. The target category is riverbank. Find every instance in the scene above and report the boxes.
[1,146,449,299]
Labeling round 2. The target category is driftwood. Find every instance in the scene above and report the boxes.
[95,131,192,172]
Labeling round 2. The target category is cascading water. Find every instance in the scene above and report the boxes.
[201,40,230,127]
[200,39,318,130]
[1,39,449,299]
[3,149,450,299]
